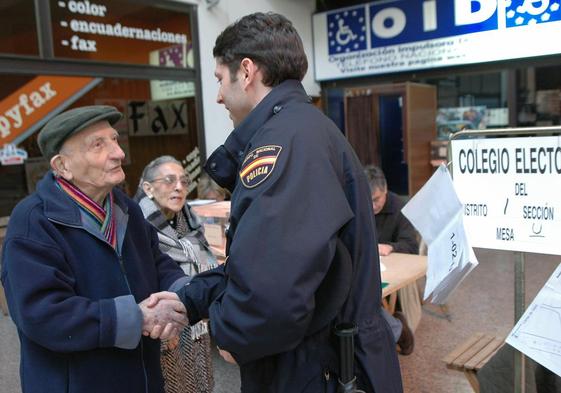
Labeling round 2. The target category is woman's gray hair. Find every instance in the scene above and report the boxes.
[139,155,183,185]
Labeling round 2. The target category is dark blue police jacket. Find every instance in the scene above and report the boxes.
[178,80,402,392]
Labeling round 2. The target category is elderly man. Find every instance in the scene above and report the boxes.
[1,106,189,393]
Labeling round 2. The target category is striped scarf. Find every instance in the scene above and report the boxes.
[56,177,117,250]
[136,192,217,276]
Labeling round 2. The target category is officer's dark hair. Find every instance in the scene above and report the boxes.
[213,12,308,87]
[364,165,387,193]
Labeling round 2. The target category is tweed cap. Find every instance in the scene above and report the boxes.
[38,105,122,160]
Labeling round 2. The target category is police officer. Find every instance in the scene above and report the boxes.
[154,12,402,392]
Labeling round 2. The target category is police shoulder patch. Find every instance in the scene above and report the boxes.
[239,145,282,188]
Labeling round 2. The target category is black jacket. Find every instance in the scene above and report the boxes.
[178,80,402,393]
[376,191,419,254]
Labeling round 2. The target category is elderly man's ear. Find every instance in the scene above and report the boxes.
[50,154,73,181]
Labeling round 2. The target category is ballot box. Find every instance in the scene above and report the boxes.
[191,201,230,257]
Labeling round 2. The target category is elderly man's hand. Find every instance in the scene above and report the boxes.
[378,243,394,256]
[139,291,187,340]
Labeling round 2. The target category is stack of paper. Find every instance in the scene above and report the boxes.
[506,263,561,377]
[402,164,479,304]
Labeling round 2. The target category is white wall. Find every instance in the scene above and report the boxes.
[174,0,318,158]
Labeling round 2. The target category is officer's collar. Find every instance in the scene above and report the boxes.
[223,79,311,165]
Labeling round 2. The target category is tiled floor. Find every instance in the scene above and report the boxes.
[1,248,559,392]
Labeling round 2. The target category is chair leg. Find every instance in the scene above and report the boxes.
[463,370,480,393]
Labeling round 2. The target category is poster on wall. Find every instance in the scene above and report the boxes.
[436,106,487,140]
[313,0,561,80]
[149,43,195,100]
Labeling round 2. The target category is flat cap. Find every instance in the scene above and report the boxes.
[38,105,122,160]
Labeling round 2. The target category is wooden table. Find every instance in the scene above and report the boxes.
[380,252,427,314]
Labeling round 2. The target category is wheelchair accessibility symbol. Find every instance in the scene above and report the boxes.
[336,18,357,46]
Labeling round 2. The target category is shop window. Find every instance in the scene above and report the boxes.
[49,0,193,68]
[0,74,201,215]
[421,72,508,141]
[518,65,561,127]
[0,0,39,56]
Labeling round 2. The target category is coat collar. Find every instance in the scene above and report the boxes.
[379,191,399,215]
[37,171,129,226]
[223,79,311,166]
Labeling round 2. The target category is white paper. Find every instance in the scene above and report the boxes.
[402,164,479,304]
[506,263,561,377]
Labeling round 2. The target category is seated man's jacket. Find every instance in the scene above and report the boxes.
[1,172,185,393]
[376,191,419,254]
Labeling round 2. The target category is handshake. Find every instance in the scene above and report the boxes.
[137,291,237,364]
[138,291,187,340]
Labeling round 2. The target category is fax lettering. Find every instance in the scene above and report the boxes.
[0,82,56,138]
[70,35,97,52]
[496,227,514,241]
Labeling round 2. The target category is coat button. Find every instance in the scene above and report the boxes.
[209,162,217,171]
[273,105,282,114]
[238,151,244,159]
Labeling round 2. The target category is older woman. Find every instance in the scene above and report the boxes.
[135,155,217,393]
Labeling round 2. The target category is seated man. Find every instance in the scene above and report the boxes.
[365,165,419,355]
[365,165,419,256]
[1,105,189,393]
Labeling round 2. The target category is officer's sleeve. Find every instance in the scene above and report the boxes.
[207,137,354,365]
[2,237,124,353]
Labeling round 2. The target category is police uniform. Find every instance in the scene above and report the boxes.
[178,80,402,393]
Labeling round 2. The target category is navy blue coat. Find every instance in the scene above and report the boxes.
[179,80,402,392]
[1,173,185,393]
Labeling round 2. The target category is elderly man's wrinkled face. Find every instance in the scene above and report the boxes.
[58,121,125,200]
[144,162,189,219]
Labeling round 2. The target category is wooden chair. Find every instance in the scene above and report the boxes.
[443,333,505,393]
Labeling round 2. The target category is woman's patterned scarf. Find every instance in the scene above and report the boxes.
[137,192,217,276]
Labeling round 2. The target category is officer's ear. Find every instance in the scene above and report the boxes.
[239,57,260,88]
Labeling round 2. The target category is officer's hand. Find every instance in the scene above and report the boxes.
[378,243,394,256]
[218,347,237,364]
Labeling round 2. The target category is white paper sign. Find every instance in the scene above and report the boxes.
[451,136,561,254]
[507,263,561,377]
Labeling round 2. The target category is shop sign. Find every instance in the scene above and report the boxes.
[0,76,99,145]
[313,0,561,80]
[451,135,561,255]
[51,0,192,67]
[0,144,28,165]
[182,146,200,195]
[128,100,188,136]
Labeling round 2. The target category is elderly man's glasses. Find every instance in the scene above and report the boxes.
[151,175,190,187]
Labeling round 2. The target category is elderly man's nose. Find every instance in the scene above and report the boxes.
[111,142,125,160]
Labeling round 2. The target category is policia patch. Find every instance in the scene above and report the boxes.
[239,145,282,188]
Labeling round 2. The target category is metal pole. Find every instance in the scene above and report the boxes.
[514,252,526,393]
